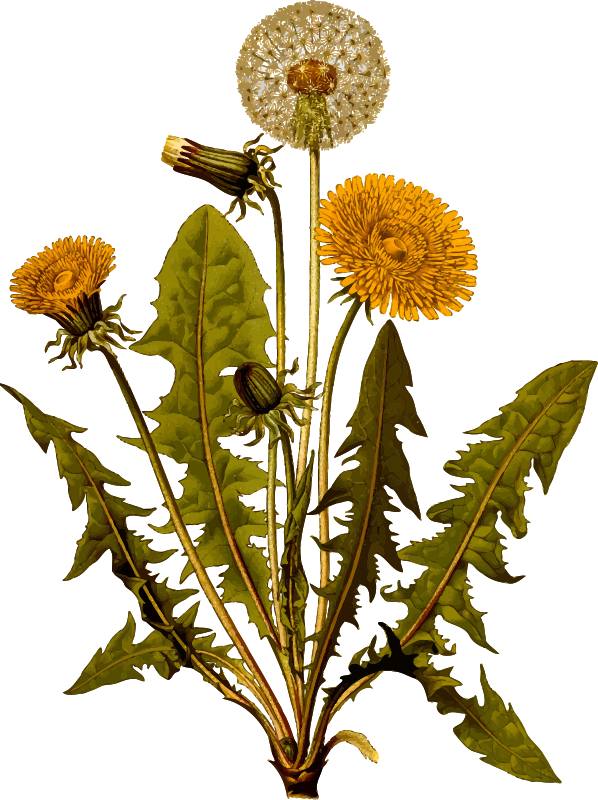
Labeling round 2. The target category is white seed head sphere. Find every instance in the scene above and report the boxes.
[236,0,390,151]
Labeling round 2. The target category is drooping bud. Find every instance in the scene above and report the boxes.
[162,137,258,197]
[161,134,283,221]
[234,363,282,414]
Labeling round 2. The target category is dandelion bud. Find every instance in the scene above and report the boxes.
[162,137,258,197]
[162,134,283,221]
[234,363,282,414]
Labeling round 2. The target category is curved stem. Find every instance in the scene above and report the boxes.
[266,186,286,648]
[266,187,308,732]
[61,411,281,741]
[266,188,286,374]
[101,348,293,741]
[296,145,321,484]
[312,298,361,650]
[296,297,361,763]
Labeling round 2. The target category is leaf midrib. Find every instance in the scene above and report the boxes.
[69,646,178,691]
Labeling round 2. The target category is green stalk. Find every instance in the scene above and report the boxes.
[279,420,296,514]
[267,436,284,646]
[312,298,362,648]
[296,145,320,484]
[263,190,304,732]
[265,187,286,647]
[280,424,303,722]
[268,430,303,731]
[297,297,362,763]
[101,348,293,744]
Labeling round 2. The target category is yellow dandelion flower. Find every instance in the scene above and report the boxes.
[237,2,390,150]
[316,175,477,321]
[10,236,137,369]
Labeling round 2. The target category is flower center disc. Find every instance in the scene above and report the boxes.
[53,270,77,292]
[382,237,408,262]
[287,59,337,96]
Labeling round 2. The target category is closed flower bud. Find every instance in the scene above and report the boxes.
[161,133,283,221]
[226,357,318,447]
[234,362,282,414]
[162,137,258,197]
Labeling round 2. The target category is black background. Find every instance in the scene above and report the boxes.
[0,4,596,800]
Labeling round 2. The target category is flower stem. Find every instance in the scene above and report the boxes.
[101,348,293,743]
[312,298,361,647]
[297,297,362,762]
[296,145,321,484]
[279,421,296,514]
[266,187,286,374]
[267,436,284,648]
[266,187,302,731]
[265,186,287,647]
[280,426,299,659]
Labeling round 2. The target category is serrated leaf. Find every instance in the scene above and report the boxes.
[0,384,239,691]
[64,613,179,694]
[1,384,173,580]
[382,360,596,652]
[121,573,198,638]
[124,205,275,639]
[433,666,561,783]
[307,321,425,689]
[169,602,260,699]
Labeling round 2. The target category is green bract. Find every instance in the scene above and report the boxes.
[224,358,322,447]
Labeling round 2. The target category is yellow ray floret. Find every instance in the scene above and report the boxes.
[315,174,477,321]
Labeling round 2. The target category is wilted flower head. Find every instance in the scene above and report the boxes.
[316,175,477,321]
[237,1,389,150]
[10,236,137,368]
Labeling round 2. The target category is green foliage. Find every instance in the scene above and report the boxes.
[432,666,561,783]
[6,199,593,788]
[382,359,596,654]
[1,384,163,575]
[308,360,598,783]
[124,205,276,638]
[309,321,425,675]
[65,613,178,694]
[2,384,251,696]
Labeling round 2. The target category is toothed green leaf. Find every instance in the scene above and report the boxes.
[1,384,173,582]
[123,205,276,638]
[308,321,425,689]
[383,360,596,652]
[64,613,179,694]
[433,666,561,783]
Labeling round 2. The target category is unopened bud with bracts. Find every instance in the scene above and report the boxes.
[162,138,256,196]
[234,362,282,414]
[224,358,322,447]
[161,133,283,221]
